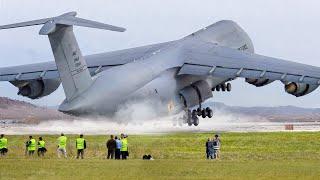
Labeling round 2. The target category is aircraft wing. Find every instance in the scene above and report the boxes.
[178,42,320,85]
[0,41,173,82]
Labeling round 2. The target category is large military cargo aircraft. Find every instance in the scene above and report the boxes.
[1,12,320,126]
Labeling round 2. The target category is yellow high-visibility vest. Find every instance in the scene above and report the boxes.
[120,138,128,151]
[76,138,85,150]
[0,138,7,149]
[28,139,36,151]
[38,140,45,148]
[58,136,67,148]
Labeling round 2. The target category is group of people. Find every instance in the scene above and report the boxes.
[106,134,129,160]
[0,133,129,160]
[25,136,47,156]
[205,134,221,159]
[1,133,222,160]
[24,133,87,159]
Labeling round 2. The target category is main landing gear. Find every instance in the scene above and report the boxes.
[212,83,231,92]
[184,107,213,126]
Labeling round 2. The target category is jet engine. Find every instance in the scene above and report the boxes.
[10,79,61,99]
[245,78,274,87]
[179,80,213,108]
[284,82,319,97]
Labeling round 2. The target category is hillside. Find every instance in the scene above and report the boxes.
[209,102,320,122]
[1,96,320,124]
[0,97,71,124]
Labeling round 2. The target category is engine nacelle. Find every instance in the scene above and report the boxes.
[284,82,319,97]
[11,79,61,99]
[245,78,274,87]
[179,80,213,108]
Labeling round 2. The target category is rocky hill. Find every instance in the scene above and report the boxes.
[0,97,72,124]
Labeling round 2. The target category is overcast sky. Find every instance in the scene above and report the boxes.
[1,0,320,108]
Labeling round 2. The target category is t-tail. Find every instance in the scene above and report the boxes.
[0,12,125,101]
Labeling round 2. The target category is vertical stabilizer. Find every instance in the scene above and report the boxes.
[48,25,92,100]
[0,12,126,101]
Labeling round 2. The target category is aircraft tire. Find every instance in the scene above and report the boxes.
[201,109,207,118]
[207,109,213,118]
[192,110,197,118]
[227,83,232,92]
[197,108,202,116]
[221,84,226,91]
[193,117,199,126]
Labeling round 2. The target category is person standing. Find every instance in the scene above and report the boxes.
[37,137,47,157]
[205,138,211,159]
[206,138,214,159]
[114,136,121,160]
[106,135,116,159]
[213,134,221,159]
[120,134,128,160]
[27,136,36,156]
[76,134,86,159]
[57,133,67,158]
[0,134,8,156]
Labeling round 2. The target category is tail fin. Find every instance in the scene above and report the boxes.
[0,12,125,101]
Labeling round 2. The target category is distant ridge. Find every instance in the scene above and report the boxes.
[208,102,320,122]
[0,96,72,124]
[1,96,320,124]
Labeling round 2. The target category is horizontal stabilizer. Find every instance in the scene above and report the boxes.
[0,18,51,29]
[0,11,126,35]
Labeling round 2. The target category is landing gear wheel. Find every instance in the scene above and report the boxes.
[193,116,199,126]
[207,109,213,118]
[201,109,207,118]
[197,108,202,116]
[216,85,220,91]
[186,110,192,126]
[221,84,226,91]
[226,83,232,92]
[192,110,197,118]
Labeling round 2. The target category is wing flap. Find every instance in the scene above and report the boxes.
[179,63,320,85]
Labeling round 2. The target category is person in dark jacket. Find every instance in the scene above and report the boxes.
[205,138,210,159]
[206,138,214,159]
[106,135,116,159]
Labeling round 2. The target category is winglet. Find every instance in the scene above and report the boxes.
[0,11,126,35]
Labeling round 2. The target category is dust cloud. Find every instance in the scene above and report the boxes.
[3,100,320,135]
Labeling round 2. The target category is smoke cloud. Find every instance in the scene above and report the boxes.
[3,100,320,134]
